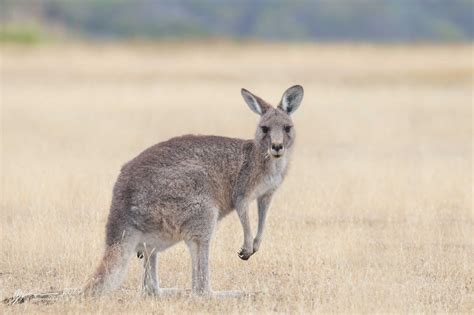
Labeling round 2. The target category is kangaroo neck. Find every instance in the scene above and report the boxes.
[250,140,291,180]
[230,140,291,211]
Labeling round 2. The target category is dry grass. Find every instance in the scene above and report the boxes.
[0,42,472,313]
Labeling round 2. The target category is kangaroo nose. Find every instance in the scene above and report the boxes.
[271,143,283,152]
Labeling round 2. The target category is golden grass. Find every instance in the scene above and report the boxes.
[0,42,472,313]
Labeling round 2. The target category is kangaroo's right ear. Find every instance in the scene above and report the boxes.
[241,88,270,115]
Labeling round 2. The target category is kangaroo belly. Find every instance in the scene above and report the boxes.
[135,232,178,253]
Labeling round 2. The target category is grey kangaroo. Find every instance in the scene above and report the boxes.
[81,85,304,297]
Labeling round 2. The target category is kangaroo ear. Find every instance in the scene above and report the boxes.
[278,85,304,114]
[241,88,270,115]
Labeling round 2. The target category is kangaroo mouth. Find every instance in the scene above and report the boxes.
[270,151,284,158]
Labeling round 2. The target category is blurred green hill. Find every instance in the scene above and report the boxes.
[1,0,473,42]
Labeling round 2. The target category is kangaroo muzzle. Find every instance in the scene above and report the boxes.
[270,143,285,158]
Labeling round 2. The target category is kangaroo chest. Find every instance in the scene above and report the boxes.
[251,157,288,199]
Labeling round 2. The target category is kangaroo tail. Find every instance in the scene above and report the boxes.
[82,239,134,297]
[4,225,136,305]
[3,243,128,305]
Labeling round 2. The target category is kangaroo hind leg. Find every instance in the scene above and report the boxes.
[141,248,160,296]
[186,238,212,296]
[184,205,218,296]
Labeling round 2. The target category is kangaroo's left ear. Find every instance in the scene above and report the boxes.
[278,85,304,114]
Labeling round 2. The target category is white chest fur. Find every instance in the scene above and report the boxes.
[251,156,288,199]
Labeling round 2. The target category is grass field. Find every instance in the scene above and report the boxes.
[1,42,472,313]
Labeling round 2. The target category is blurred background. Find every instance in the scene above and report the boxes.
[1,0,473,43]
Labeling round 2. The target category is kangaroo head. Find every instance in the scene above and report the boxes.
[241,85,304,159]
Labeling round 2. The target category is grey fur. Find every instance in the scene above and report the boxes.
[83,85,304,297]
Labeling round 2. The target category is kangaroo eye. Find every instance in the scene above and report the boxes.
[260,126,269,134]
[284,125,292,133]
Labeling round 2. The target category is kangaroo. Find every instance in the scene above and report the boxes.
[3,85,304,304]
